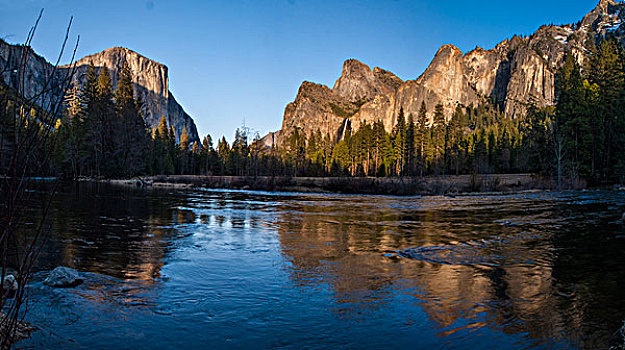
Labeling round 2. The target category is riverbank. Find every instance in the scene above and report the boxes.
[83,174,567,195]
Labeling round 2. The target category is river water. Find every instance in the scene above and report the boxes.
[14,182,625,349]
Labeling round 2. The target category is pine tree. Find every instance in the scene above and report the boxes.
[448,105,464,174]
[180,125,190,150]
[405,113,416,175]
[60,81,83,177]
[217,136,231,175]
[201,134,216,175]
[152,115,173,174]
[587,37,625,181]
[116,62,148,175]
[416,101,428,175]
[80,62,103,177]
[96,64,118,176]
[158,115,169,138]
[432,103,446,173]
[556,53,592,181]
[232,128,249,175]
[392,108,406,176]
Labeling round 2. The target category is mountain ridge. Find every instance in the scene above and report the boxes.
[263,0,625,149]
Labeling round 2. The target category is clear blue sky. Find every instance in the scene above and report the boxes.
[0,0,602,141]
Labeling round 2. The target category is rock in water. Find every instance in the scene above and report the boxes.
[44,267,83,288]
[622,212,625,224]
[2,275,18,293]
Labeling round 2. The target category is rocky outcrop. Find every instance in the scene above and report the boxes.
[279,81,365,142]
[0,41,199,143]
[268,0,625,148]
[582,0,621,29]
[258,130,281,150]
[273,60,403,146]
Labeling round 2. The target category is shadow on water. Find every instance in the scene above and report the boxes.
[12,183,625,349]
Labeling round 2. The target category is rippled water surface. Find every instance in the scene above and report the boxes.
[15,183,625,349]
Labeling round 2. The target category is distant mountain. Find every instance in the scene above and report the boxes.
[0,40,199,143]
[264,0,625,148]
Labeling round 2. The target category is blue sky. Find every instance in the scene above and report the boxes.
[0,0,603,141]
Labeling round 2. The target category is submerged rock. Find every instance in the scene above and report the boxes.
[622,212,625,223]
[44,267,83,288]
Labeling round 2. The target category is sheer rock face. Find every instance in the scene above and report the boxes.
[276,60,403,146]
[0,41,199,143]
[280,81,363,142]
[392,45,480,125]
[268,0,625,148]
[0,41,67,111]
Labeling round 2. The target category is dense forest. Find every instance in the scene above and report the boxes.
[1,36,625,187]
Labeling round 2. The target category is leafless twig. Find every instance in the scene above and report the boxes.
[0,10,78,349]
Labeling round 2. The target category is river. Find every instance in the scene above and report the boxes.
[14,182,625,349]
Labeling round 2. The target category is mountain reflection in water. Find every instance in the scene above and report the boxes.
[15,182,625,349]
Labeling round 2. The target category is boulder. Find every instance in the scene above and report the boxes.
[43,267,83,288]
[2,275,18,293]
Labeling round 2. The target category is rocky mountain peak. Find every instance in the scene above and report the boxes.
[432,44,463,61]
[339,59,372,78]
[296,81,335,102]
[599,0,618,9]
[418,44,465,85]
[582,0,622,28]
[69,46,198,143]
[333,58,402,102]
[71,47,168,93]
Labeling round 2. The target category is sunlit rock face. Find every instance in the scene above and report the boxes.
[279,81,363,143]
[333,59,403,103]
[267,0,625,148]
[273,60,403,148]
[0,41,199,143]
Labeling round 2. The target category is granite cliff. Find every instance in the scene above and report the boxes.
[266,0,625,148]
[0,40,199,143]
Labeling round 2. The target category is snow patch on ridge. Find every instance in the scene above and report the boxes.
[553,35,568,44]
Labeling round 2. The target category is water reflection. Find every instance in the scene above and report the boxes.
[17,184,625,349]
[30,183,185,282]
[275,192,625,349]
